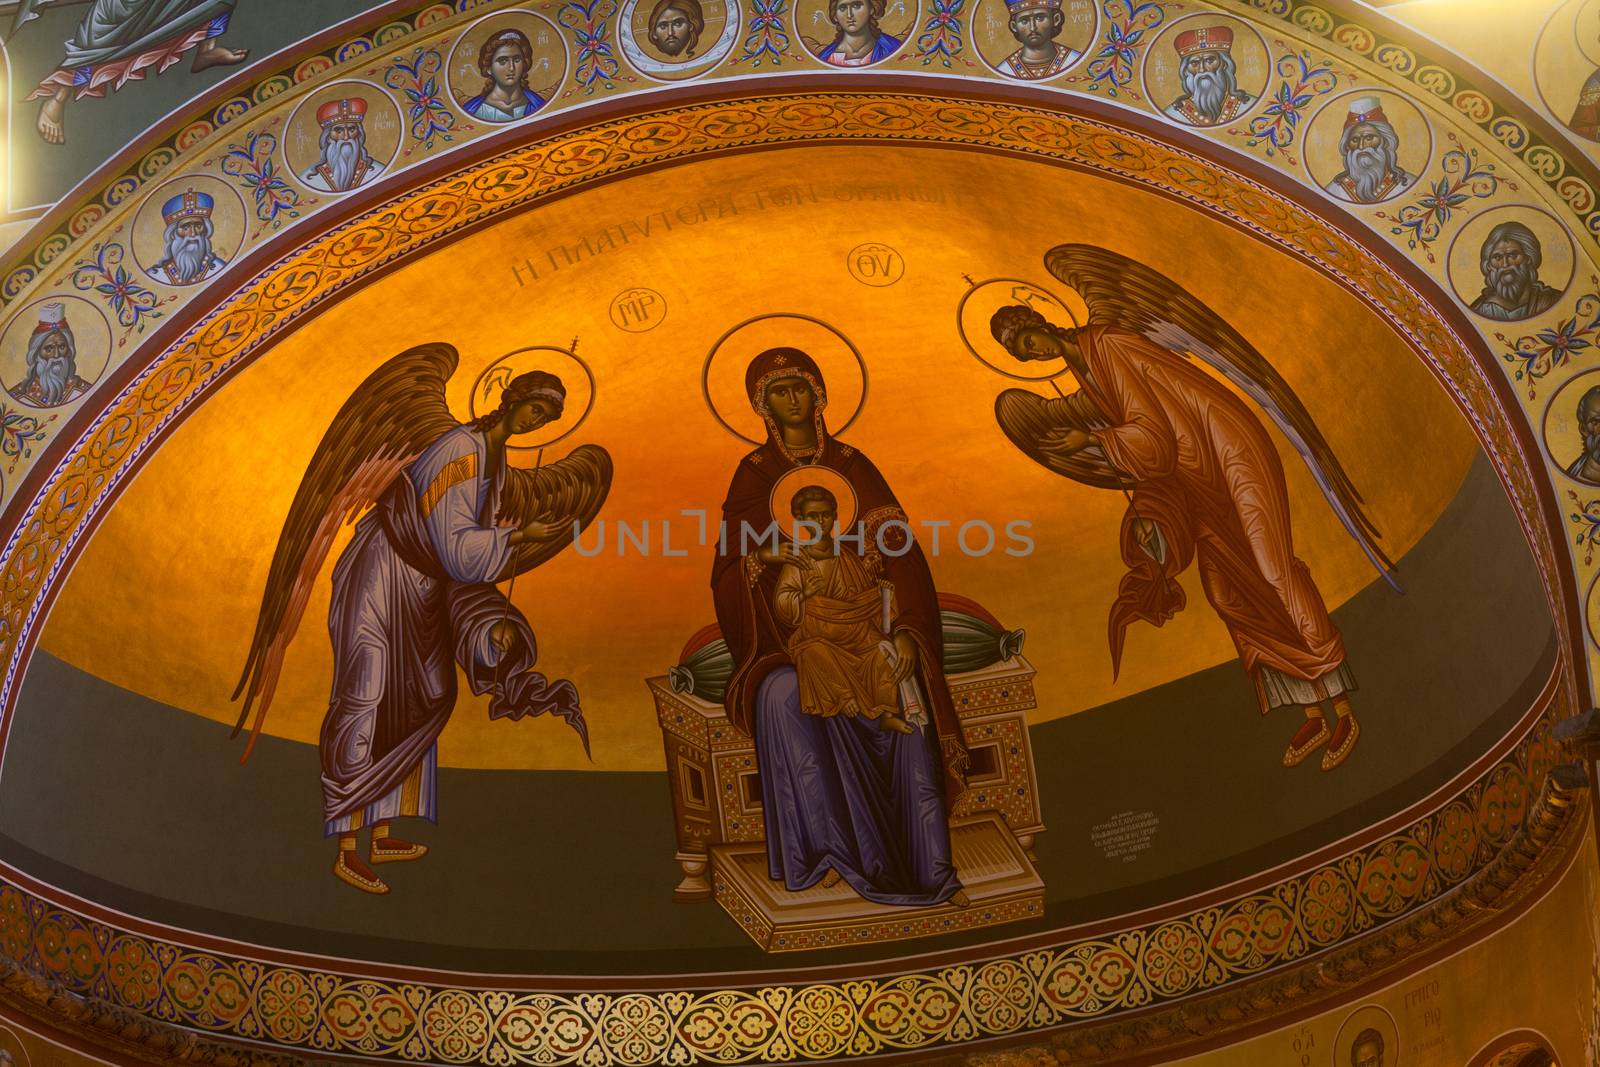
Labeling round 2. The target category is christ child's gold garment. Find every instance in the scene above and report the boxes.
[775,550,899,721]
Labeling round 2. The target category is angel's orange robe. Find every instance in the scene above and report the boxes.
[1074,325,1354,712]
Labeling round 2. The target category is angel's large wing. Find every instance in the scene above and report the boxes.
[994,388,1133,490]
[231,343,461,759]
[1044,243,1399,590]
[495,443,614,579]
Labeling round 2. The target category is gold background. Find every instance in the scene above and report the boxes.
[1140,13,1270,122]
[447,10,568,111]
[130,175,247,287]
[40,145,1479,771]
[1303,89,1434,204]
[1446,205,1576,320]
[970,0,1099,78]
[282,79,404,185]
[0,295,111,404]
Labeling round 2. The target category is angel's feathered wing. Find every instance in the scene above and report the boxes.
[495,444,614,579]
[1043,243,1400,591]
[993,388,1133,491]
[231,343,461,760]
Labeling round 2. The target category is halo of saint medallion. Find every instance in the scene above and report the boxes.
[792,0,915,68]
[0,296,111,410]
[619,0,740,81]
[131,175,246,288]
[970,0,1097,82]
[1302,90,1431,208]
[282,80,403,196]
[447,9,568,122]
[1140,13,1269,130]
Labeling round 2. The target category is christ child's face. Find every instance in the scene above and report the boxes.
[794,497,837,549]
[764,376,816,429]
[832,0,874,35]
[651,6,695,55]
[1009,8,1060,49]
[490,43,527,91]
[1183,50,1224,77]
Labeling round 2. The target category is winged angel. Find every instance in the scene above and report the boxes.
[989,245,1397,773]
[232,345,612,895]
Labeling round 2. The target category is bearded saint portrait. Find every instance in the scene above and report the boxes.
[990,245,1400,774]
[647,0,705,58]
[19,0,248,145]
[1468,221,1564,323]
[144,188,228,286]
[1163,25,1257,128]
[711,347,971,907]
[233,345,613,895]
[461,29,547,123]
[1565,385,1600,487]
[996,0,1081,80]
[1322,97,1415,205]
[300,97,387,194]
[9,303,93,408]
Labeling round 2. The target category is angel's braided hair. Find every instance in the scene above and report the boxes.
[990,303,1070,354]
[471,369,565,431]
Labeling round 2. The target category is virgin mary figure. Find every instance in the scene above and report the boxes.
[710,346,971,908]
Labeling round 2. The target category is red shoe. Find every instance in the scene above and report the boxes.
[1283,715,1330,767]
[1320,714,1360,771]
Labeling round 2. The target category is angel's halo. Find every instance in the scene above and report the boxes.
[703,313,868,446]
[470,345,597,452]
[957,276,1085,383]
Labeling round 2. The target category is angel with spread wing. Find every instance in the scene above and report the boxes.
[990,245,1398,773]
[232,344,613,895]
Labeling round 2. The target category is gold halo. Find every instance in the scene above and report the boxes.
[957,276,1085,382]
[769,465,859,534]
[703,313,868,446]
[469,345,596,451]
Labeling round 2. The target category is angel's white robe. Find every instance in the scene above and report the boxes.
[319,426,579,834]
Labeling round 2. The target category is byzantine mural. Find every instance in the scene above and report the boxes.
[0,0,1591,1064]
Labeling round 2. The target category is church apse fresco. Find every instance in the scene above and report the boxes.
[0,145,1552,971]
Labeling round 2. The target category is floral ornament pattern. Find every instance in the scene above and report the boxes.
[1568,489,1600,565]
[0,407,50,470]
[736,0,790,66]
[1085,0,1163,97]
[68,243,162,338]
[1498,290,1600,399]
[218,131,303,234]
[1377,134,1504,261]
[560,0,622,93]
[384,47,457,153]
[1244,51,1338,160]
[911,0,966,68]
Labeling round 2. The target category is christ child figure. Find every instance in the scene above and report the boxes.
[773,485,917,735]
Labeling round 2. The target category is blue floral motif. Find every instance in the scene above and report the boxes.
[1085,0,1163,97]
[1245,52,1337,157]
[220,131,302,231]
[1501,293,1600,399]
[69,243,162,334]
[385,47,456,152]
[737,0,790,66]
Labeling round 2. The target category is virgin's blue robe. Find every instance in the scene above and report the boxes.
[711,431,969,906]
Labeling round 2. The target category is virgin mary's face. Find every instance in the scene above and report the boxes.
[763,375,816,429]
